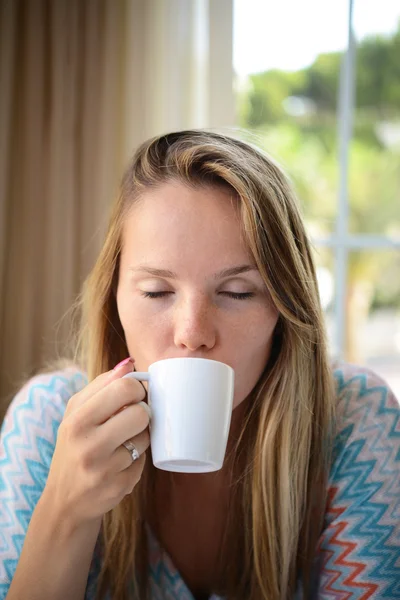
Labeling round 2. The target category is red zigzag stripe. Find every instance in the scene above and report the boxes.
[318,487,379,599]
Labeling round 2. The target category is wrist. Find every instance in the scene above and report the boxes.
[36,486,102,544]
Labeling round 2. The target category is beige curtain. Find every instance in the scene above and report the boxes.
[0,0,234,414]
[0,0,135,410]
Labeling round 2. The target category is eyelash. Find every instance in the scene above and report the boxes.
[141,291,255,300]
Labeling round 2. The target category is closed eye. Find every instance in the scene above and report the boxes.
[141,291,173,299]
[219,292,255,300]
[141,291,255,300]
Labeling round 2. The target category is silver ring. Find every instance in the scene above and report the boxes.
[123,440,140,462]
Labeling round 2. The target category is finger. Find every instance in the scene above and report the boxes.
[109,429,151,472]
[79,376,146,427]
[65,358,135,413]
[99,402,150,452]
[123,452,147,495]
[114,452,147,498]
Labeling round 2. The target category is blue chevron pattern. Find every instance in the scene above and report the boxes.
[317,364,400,599]
[0,364,399,599]
[0,369,86,597]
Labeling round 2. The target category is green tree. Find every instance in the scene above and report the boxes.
[237,24,400,362]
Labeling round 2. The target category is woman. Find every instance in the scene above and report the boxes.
[1,130,399,600]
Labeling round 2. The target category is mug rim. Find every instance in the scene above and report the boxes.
[149,357,233,373]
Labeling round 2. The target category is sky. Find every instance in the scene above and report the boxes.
[233,0,400,75]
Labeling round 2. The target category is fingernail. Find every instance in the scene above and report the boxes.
[113,357,134,371]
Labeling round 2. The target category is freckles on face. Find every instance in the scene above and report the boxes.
[223,308,278,408]
[116,181,279,409]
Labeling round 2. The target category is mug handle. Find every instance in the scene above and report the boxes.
[123,371,150,382]
[122,372,152,420]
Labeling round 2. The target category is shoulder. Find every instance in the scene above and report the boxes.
[333,360,398,410]
[331,362,399,463]
[330,361,399,485]
[333,360,397,397]
[0,365,87,464]
[1,366,87,440]
[316,363,400,597]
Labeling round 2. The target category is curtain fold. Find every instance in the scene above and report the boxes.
[0,0,129,408]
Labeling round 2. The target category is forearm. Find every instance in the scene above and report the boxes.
[6,492,102,600]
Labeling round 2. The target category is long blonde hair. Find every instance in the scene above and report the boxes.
[77,130,335,599]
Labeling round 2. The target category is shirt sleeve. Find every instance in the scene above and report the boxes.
[0,369,86,599]
[315,364,400,599]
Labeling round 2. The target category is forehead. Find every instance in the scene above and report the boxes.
[121,181,251,264]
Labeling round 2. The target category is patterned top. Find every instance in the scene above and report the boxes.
[0,364,399,599]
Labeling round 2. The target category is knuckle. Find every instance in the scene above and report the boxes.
[112,377,135,399]
[114,376,146,400]
[125,480,135,496]
[135,453,146,477]
[64,393,77,414]
[107,482,122,502]
[95,370,109,383]
[127,473,140,494]
[57,419,68,439]
[134,405,150,431]
[125,458,145,495]
[59,413,83,439]
[132,379,147,400]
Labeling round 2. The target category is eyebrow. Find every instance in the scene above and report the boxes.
[129,264,258,280]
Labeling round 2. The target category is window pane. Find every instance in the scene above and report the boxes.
[349,1,400,235]
[233,0,348,235]
[345,249,400,397]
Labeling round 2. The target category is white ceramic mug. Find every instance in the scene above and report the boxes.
[123,357,234,473]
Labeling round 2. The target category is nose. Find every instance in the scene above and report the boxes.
[173,295,217,352]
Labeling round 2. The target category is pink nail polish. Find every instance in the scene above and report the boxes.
[113,357,134,371]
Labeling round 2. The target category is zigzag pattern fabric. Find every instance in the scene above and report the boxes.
[315,366,400,599]
[0,364,399,599]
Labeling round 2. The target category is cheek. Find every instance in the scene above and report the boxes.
[117,294,169,368]
[230,311,278,409]
[117,288,279,407]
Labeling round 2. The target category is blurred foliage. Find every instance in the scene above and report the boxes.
[237,24,400,317]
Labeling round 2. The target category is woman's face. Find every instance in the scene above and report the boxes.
[116,181,279,410]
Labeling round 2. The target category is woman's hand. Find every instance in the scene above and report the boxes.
[42,359,150,529]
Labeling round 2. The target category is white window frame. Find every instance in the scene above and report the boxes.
[313,0,400,358]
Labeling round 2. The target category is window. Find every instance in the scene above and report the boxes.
[234,0,400,396]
